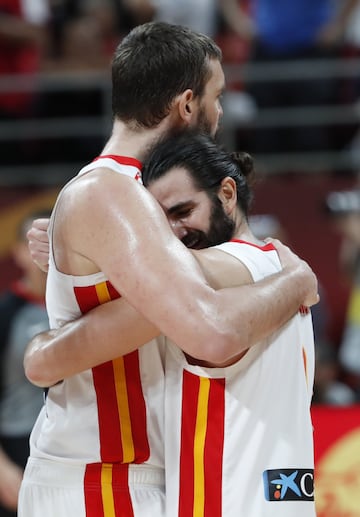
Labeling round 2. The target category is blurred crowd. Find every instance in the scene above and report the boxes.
[1,0,360,391]
[1,0,360,411]
[1,3,360,514]
[1,0,360,169]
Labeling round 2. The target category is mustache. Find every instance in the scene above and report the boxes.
[181,230,212,250]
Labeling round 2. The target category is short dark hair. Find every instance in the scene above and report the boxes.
[142,131,255,217]
[111,22,222,128]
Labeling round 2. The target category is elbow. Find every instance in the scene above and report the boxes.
[24,355,51,388]
[194,326,251,365]
[24,334,59,388]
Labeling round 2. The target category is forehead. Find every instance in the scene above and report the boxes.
[204,59,225,95]
[147,167,199,208]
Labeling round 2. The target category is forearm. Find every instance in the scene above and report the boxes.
[24,299,160,387]
[181,263,317,365]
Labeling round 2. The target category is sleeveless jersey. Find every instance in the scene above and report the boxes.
[28,156,166,508]
[164,239,316,517]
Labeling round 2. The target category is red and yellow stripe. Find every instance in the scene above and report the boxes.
[179,370,225,517]
[74,280,149,516]
[74,280,149,464]
[84,463,134,517]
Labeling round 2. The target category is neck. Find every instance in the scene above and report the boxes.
[101,118,177,163]
[231,211,263,245]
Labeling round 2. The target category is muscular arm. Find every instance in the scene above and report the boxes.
[25,297,161,387]
[54,172,315,354]
[25,191,317,387]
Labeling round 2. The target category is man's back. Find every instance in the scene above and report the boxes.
[23,155,166,517]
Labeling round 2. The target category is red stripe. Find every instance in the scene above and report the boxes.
[204,378,225,516]
[74,281,120,314]
[84,464,104,517]
[179,371,199,516]
[230,238,276,251]
[107,281,121,301]
[74,285,102,313]
[84,464,135,517]
[74,281,148,464]
[179,372,225,516]
[93,154,143,171]
[124,353,150,463]
[93,352,150,463]
[93,361,123,461]
[112,464,134,516]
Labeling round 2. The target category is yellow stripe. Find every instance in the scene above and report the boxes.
[193,377,210,517]
[302,347,308,387]
[348,287,360,323]
[95,282,135,462]
[113,358,135,463]
[101,464,116,517]
[95,281,111,304]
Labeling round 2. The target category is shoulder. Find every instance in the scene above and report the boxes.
[192,246,253,289]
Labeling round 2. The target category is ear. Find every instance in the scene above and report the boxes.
[218,177,237,214]
[177,89,196,124]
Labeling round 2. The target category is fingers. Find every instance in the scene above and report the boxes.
[27,218,50,272]
[265,238,320,308]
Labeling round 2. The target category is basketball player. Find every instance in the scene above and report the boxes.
[25,131,316,516]
[20,22,318,517]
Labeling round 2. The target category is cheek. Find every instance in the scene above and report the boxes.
[191,207,211,232]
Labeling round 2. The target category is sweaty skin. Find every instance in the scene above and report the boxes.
[24,58,319,387]
[25,163,318,387]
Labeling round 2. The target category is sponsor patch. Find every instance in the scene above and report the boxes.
[263,469,314,501]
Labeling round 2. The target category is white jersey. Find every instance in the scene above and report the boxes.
[164,239,316,517]
[25,156,166,515]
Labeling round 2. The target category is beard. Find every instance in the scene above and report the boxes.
[182,198,235,250]
[196,105,219,137]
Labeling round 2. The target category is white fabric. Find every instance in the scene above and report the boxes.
[164,240,316,517]
[21,157,165,516]
[18,458,165,517]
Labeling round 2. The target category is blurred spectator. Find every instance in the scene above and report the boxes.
[218,0,359,155]
[0,210,50,517]
[0,0,49,116]
[121,0,218,38]
[46,0,118,70]
[38,0,123,168]
[312,337,356,405]
[149,0,219,37]
[0,0,50,165]
[250,211,356,405]
[326,189,360,400]
[248,213,288,242]
[46,0,158,70]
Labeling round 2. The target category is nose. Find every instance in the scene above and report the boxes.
[218,102,223,119]
[170,220,188,240]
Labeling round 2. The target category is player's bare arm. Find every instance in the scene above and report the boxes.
[54,169,318,362]
[25,202,318,387]
[24,296,161,387]
[25,248,252,386]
